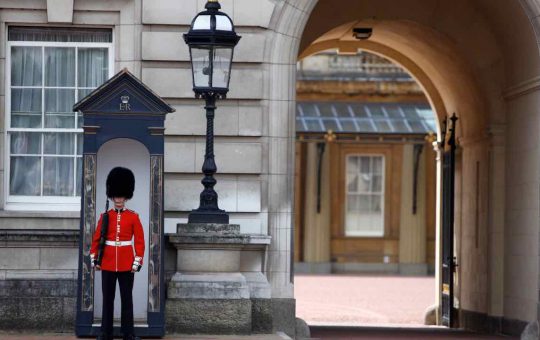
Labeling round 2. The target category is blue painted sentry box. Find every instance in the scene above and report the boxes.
[73,68,174,338]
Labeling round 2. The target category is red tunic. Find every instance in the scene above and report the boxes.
[90,208,145,272]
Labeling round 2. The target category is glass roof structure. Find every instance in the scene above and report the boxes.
[296,102,437,134]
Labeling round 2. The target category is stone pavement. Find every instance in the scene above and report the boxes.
[295,274,436,325]
[294,274,517,338]
[0,333,291,340]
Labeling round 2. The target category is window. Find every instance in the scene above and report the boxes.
[345,154,385,236]
[6,27,113,210]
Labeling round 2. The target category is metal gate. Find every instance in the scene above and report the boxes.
[441,114,458,327]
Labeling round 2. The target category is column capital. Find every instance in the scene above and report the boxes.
[487,124,506,147]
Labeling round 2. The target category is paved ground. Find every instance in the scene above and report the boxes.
[308,326,517,339]
[294,274,436,325]
[0,333,291,340]
[295,274,516,338]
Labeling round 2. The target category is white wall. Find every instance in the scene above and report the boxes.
[94,138,150,320]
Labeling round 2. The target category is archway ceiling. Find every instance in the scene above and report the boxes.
[300,19,484,138]
[297,0,540,140]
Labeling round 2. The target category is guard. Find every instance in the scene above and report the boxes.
[90,167,145,340]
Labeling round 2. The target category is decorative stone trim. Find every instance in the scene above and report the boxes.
[0,229,78,247]
[502,74,540,100]
[46,0,74,23]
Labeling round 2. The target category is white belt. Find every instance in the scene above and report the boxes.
[105,240,132,246]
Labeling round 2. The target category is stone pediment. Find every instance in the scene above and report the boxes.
[73,68,175,115]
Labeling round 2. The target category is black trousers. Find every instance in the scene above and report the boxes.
[101,270,135,335]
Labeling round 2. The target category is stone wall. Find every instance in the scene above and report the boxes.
[0,0,296,333]
[0,227,79,330]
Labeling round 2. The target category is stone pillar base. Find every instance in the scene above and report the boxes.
[165,298,252,334]
[165,223,273,335]
[168,272,250,299]
[251,298,273,333]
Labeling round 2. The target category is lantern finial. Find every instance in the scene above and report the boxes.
[206,0,221,10]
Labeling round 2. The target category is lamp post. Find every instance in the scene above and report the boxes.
[184,0,241,224]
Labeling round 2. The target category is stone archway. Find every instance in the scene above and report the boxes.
[266,0,540,335]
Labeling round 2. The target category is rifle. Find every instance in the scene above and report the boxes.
[96,199,110,266]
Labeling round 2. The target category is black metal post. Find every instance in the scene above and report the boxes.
[412,144,423,214]
[316,142,326,213]
[441,113,458,327]
[188,94,229,223]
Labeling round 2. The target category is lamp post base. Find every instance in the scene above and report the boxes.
[188,209,229,224]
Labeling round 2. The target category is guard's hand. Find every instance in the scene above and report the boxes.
[132,256,142,273]
[95,264,101,271]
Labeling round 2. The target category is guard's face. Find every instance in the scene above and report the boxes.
[113,197,127,206]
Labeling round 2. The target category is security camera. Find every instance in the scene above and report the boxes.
[353,27,373,40]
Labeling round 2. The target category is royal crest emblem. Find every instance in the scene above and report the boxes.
[120,95,131,111]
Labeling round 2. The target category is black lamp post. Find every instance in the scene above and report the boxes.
[184,0,241,224]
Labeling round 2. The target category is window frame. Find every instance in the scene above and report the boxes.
[344,153,386,237]
[329,144,396,240]
[5,32,114,211]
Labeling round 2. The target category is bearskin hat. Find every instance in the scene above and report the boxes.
[106,167,135,199]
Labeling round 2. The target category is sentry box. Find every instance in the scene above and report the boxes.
[73,69,174,337]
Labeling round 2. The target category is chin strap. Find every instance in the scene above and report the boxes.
[132,256,142,272]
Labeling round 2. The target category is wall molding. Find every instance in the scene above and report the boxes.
[0,229,78,247]
[502,75,540,100]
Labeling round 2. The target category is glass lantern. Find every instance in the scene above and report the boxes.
[184,0,240,98]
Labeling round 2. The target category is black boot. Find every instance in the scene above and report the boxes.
[96,333,113,340]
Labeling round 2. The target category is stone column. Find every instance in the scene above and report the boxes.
[302,142,331,272]
[399,144,428,275]
[487,125,505,317]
